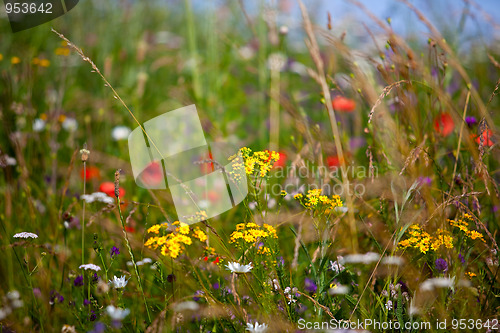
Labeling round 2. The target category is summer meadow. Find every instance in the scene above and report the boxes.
[0,0,499,332]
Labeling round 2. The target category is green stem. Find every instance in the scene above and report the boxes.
[117,200,151,323]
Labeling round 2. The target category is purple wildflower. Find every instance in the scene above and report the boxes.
[213,282,220,290]
[304,277,317,294]
[417,176,432,187]
[49,290,64,305]
[458,253,465,265]
[276,256,285,267]
[435,258,448,273]
[84,299,91,306]
[465,116,477,127]
[89,310,97,321]
[193,290,204,302]
[110,246,120,258]
[74,275,84,287]
[32,288,42,298]
[167,274,176,283]
[89,322,106,333]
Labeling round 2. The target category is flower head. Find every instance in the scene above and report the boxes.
[109,275,128,289]
[111,126,131,141]
[81,192,114,204]
[246,321,268,332]
[99,182,125,198]
[110,246,120,258]
[226,261,253,274]
[332,96,356,112]
[435,258,448,273]
[465,116,477,127]
[74,275,84,287]
[304,277,317,294]
[475,129,494,147]
[13,232,38,239]
[434,112,455,137]
[79,264,101,272]
[106,305,130,321]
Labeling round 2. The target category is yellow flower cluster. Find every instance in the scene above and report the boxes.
[294,189,343,211]
[239,147,280,177]
[431,229,454,251]
[398,218,486,254]
[145,221,207,259]
[32,57,50,67]
[230,222,278,246]
[448,214,485,243]
[398,225,433,253]
[55,42,70,56]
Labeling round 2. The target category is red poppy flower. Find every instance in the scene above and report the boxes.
[199,152,214,175]
[203,256,208,261]
[434,113,454,137]
[326,155,344,168]
[139,162,164,187]
[80,166,100,180]
[99,181,125,198]
[332,96,356,112]
[125,226,135,233]
[273,151,287,168]
[213,257,220,264]
[475,129,494,147]
[204,190,220,203]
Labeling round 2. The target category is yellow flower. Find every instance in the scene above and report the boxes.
[257,246,271,255]
[468,230,484,242]
[229,231,244,243]
[147,224,162,234]
[294,193,303,200]
[11,56,21,64]
[243,232,256,243]
[39,59,50,67]
[193,228,207,242]
[466,272,476,279]
[263,224,278,238]
[55,47,70,56]
[178,222,190,235]
[236,223,245,231]
[246,222,259,229]
[0,54,3,61]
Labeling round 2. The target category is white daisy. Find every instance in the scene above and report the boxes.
[382,256,405,266]
[420,277,455,291]
[33,119,46,132]
[13,232,38,239]
[81,192,114,204]
[4,156,16,166]
[246,321,268,332]
[79,264,101,272]
[328,283,349,295]
[109,275,129,289]
[62,118,78,132]
[341,252,380,265]
[111,126,131,141]
[226,261,253,274]
[106,305,130,321]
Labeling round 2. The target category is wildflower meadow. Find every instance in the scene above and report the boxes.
[0,0,499,332]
